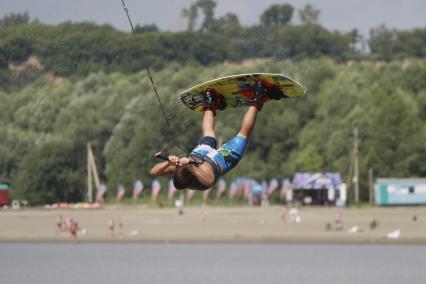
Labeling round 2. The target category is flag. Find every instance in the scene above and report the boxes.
[132,180,144,200]
[116,184,126,201]
[203,188,211,202]
[95,183,107,203]
[151,179,161,201]
[243,179,255,200]
[267,178,279,196]
[216,178,226,199]
[280,179,290,200]
[187,189,195,201]
[168,179,176,201]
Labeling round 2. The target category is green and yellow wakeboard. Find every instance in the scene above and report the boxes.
[180,73,305,112]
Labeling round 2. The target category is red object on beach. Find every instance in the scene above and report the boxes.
[0,183,10,205]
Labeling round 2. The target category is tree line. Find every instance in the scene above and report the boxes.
[1,2,425,91]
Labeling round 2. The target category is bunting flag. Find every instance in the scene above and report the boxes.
[95,183,107,203]
[168,179,176,201]
[229,181,238,199]
[229,178,245,199]
[216,178,226,199]
[116,184,126,201]
[243,179,254,200]
[151,179,161,201]
[280,179,291,200]
[186,189,195,201]
[267,178,279,196]
[203,188,211,201]
[132,180,144,200]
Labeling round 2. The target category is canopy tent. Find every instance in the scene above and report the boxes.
[292,172,342,190]
[289,173,345,206]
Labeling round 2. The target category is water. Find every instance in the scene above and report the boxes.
[1,243,425,284]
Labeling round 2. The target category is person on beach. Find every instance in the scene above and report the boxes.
[149,86,268,190]
[108,219,115,238]
[55,215,66,233]
[117,218,124,239]
[69,221,79,239]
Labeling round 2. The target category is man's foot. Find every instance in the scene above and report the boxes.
[202,88,227,112]
[249,81,269,110]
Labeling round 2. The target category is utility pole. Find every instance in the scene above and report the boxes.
[87,143,100,203]
[368,168,374,204]
[87,144,92,202]
[353,128,360,203]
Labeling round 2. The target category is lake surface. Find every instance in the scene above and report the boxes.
[1,243,425,284]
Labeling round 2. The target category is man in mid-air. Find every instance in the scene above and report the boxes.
[149,82,269,190]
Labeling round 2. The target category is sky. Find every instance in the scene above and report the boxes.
[1,0,425,36]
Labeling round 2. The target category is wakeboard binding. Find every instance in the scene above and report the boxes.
[202,88,227,112]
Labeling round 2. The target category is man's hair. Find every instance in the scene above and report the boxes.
[173,166,194,190]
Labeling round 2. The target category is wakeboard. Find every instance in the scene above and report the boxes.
[180,73,305,112]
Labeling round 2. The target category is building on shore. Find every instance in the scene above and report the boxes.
[375,178,426,205]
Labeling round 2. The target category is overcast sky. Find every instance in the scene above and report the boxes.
[1,0,425,36]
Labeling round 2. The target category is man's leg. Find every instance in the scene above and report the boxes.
[217,107,257,175]
[202,110,216,138]
[238,106,258,138]
[237,80,269,138]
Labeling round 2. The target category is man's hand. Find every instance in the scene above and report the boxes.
[178,156,191,165]
[150,155,180,177]
[168,155,180,165]
[168,155,191,166]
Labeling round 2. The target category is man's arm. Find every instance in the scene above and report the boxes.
[149,155,214,187]
[188,163,215,186]
[149,155,180,176]
[177,156,215,187]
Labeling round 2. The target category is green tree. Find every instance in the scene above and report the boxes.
[400,28,426,57]
[0,12,31,26]
[273,24,353,60]
[2,37,33,63]
[348,28,365,53]
[260,4,294,27]
[196,0,217,32]
[134,24,159,33]
[369,25,396,61]
[366,88,423,177]
[0,126,36,184]
[299,4,320,24]
[181,5,199,32]
[214,13,241,34]
[14,136,84,204]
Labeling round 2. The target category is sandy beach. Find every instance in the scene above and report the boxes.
[1,205,425,244]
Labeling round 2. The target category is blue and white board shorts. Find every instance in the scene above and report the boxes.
[191,135,247,177]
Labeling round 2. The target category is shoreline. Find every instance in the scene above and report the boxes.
[1,206,425,244]
[1,238,426,245]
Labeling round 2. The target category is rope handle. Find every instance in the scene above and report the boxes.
[154,151,198,165]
